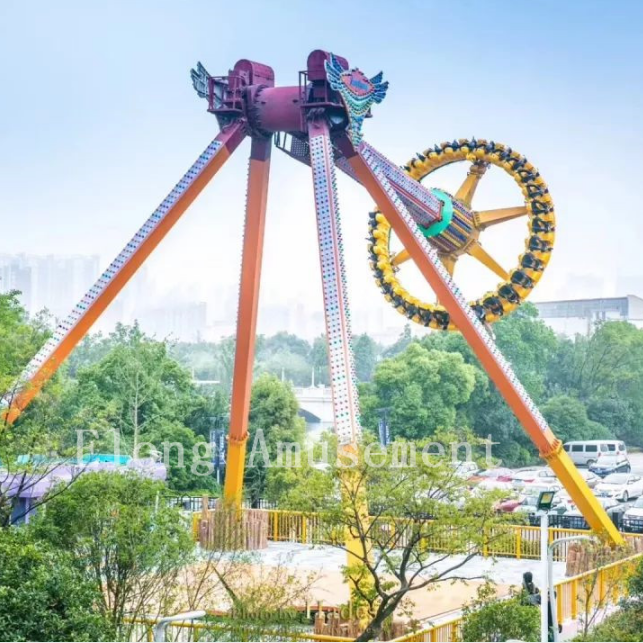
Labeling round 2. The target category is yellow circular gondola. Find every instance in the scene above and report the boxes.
[368,138,555,330]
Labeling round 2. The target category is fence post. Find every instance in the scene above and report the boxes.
[482,526,488,557]
[557,587,563,626]
[516,527,522,559]
[599,568,606,603]
[302,515,308,544]
[272,511,279,541]
[571,579,578,620]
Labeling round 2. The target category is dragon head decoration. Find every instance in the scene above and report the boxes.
[324,54,388,146]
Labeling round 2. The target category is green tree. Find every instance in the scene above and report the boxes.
[353,333,379,382]
[542,395,611,444]
[382,323,413,358]
[0,292,78,527]
[586,397,636,444]
[548,322,643,446]
[244,374,306,505]
[0,529,114,641]
[147,419,218,493]
[63,326,196,448]
[421,303,559,465]
[60,327,215,491]
[362,343,476,440]
[0,291,50,394]
[35,472,194,638]
[310,334,330,385]
[461,582,539,642]
[285,433,514,642]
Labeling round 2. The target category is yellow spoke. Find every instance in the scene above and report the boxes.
[467,241,509,280]
[439,254,456,277]
[454,162,488,207]
[474,205,528,230]
[391,248,411,267]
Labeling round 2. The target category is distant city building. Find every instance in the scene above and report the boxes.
[135,301,208,341]
[534,295,643,336]
[0,253,99,319]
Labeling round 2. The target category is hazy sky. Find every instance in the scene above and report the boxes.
[2,1,643,334]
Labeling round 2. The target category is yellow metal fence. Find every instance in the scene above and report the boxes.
[392,552,643,642]
[192,510,643,561]
[125,617,354,642]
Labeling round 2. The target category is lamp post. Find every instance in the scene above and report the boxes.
[209,415,227,487]
[376,407,391,446]
[535,490,556,643]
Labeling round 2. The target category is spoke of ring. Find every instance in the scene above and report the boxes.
[454,162,488,208]
[467,241,509,280]
[439,254,456,277]
[474,205,528,230]
[391,248,411,266]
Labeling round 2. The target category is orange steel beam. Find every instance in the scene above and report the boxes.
[2,123,246,425]
[342,137,622,545]
[223,137,272,505]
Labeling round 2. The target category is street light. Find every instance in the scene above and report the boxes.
[535,490,556,643]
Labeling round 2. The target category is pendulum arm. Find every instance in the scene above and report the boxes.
[223,136,272,505]
[307,119,361,446]
[2,122,247,425]
[308,117,367,579]
[340,136,622,546]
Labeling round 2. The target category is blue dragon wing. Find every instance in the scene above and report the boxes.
[190,62,210,99]
[324,54,347,92]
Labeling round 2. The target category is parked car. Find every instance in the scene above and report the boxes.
[577,468,600,489]
[563,496,620,517]
[564,440,627,467]
[623,497,643,533]
[496,496,523,513]
[476,479,514,493]
[624,497,643,521]
[595,473,643,502]
[589,454,631,477]
[512,495,541,515]
[469,467,514,484]
[451,461,480,479]
[511,467,557,490]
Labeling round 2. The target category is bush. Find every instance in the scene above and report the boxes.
[0,529,114,641]
[461,583,539,642]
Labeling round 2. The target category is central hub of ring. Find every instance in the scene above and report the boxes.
[418,189,478,258]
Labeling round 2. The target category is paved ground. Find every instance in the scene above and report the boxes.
[256,542,565,587]
[247,542,566,622]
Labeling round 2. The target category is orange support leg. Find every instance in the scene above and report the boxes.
[223,137,272,505]
[2,123,246,425]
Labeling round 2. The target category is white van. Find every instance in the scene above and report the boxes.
[563,440,627,466]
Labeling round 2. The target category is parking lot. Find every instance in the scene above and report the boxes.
[469,450,643,533]
[629,451,643,475]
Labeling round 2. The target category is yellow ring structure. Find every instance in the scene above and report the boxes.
[368,138,556,330]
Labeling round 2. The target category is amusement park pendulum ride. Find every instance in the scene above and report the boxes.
[2,50,622,546]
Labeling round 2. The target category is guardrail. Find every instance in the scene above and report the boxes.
[233,510,643,561]
[392,552,643,642]
[125,617,354,642]
[167,496,276,512]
